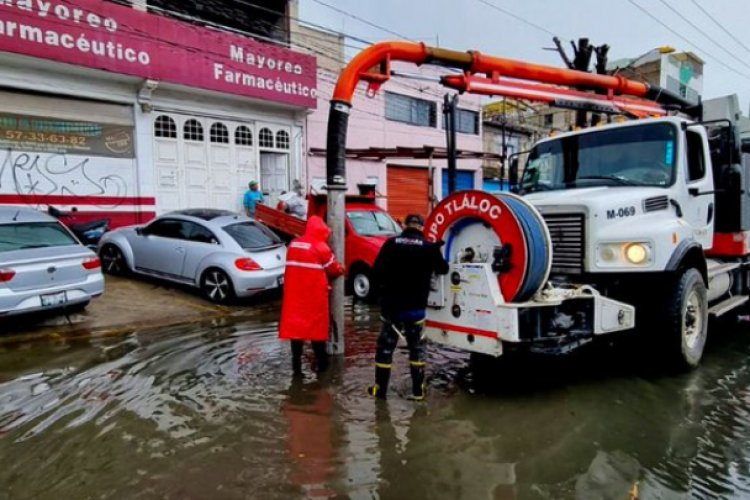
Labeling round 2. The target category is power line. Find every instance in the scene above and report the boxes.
[308,0,415,41]
[232,0,454,100]
[625,0,750,82]
[474,0,558,38]
[48,0,467,122]
[657,0,750,73]
[688,0,750,58]
[227,0,374,47]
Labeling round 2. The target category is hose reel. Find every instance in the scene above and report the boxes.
[425,190,552,303]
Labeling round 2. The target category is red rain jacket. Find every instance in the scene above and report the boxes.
[279,216,344,341]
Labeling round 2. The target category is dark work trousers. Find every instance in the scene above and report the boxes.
[291,340,329,374]
[373,316,426,398]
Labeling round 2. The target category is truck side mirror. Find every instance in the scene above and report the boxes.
[509,158,518,183]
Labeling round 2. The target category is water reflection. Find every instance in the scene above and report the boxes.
[282,378,338,498]
[0,306,749,498]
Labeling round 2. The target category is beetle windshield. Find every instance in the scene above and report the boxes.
[521,122,678,193]
[347,210,400,236]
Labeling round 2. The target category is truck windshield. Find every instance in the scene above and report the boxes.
[347,211,400,236]
[521,122,678,193]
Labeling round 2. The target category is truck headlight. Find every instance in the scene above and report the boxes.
[624,243,648,264]
[596,242,653,267]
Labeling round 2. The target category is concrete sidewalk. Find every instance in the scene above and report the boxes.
[1,275,281,342]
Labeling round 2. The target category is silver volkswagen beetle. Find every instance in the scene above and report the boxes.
[0,206,104,317]
[97,209,286,303]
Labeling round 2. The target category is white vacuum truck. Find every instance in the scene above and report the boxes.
[424,95,750,369]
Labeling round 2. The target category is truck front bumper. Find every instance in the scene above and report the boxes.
[425,264,635,357]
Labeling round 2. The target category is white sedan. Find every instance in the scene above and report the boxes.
[0,206,104,317]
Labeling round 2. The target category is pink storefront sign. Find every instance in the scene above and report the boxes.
[0,0,318,108]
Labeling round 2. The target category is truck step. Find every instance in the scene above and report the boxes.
[709,295,749,318]
[707,261,741,279]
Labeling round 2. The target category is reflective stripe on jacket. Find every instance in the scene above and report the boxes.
[279,216,344,341]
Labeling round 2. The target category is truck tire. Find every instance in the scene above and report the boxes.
[349,265,375,302]
[662,268,708,369]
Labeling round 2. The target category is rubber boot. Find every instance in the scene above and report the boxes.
[367,365,391,399]
[312,341,329,373]
[409,362,426,401]
[291,340,303,376]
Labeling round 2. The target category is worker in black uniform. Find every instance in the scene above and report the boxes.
[367,214,449,400]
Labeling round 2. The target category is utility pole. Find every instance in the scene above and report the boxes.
[325,102,348,356]
[443,93,458,194]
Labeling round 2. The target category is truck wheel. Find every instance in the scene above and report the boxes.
[350,266,375,302]
[663,268,708,369]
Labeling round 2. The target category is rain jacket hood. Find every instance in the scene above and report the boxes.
[305,215,331,242]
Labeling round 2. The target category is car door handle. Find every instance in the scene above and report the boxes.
[176,247,186,253]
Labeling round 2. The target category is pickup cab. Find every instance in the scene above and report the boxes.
[255,191,401,301]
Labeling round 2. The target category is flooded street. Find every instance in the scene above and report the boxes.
[2,302,750,499]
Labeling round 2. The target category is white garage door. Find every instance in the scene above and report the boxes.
[153,113,292,214]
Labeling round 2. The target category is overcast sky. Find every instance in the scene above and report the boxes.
[300,0,750,114]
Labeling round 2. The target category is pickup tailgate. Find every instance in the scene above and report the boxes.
[255,204,306,238]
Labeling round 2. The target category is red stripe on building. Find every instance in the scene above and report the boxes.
[0,194,156,206]
[425,320,498,339]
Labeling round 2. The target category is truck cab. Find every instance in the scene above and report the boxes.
[256,190,401,301]
[508,108,750,367]
[519,117,714,278]
[342,201,401,300]
[306,194,400,300]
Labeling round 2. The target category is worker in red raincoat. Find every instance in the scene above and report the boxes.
[279,215,344,374]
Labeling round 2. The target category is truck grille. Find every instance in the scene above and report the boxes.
[541,213,585,274]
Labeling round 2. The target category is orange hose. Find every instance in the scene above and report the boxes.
[332,41,652,104]
[332,42,429,103]
[470,53,649,97]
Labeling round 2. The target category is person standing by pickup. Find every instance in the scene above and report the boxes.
[243,180,264,218]
[367,214,449,400]
[279,216,344,375]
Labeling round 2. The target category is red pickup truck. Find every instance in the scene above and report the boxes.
[255,191,401,301]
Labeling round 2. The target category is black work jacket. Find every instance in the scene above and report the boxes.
[373,227,449,317]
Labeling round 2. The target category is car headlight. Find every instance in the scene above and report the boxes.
[596,242,653,267]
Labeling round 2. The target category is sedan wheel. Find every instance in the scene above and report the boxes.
[100,244,126,275]
[201,269,234,304]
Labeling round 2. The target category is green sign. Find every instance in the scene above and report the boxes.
[0,113,134,158]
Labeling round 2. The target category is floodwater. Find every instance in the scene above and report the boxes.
[2,302,750,500]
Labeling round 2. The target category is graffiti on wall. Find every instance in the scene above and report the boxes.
[0,113,136,209]
[0,149,129,207]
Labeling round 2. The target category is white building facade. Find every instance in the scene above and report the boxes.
[0,0,316,227]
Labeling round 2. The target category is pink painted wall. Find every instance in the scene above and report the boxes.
[305,62,483,201]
